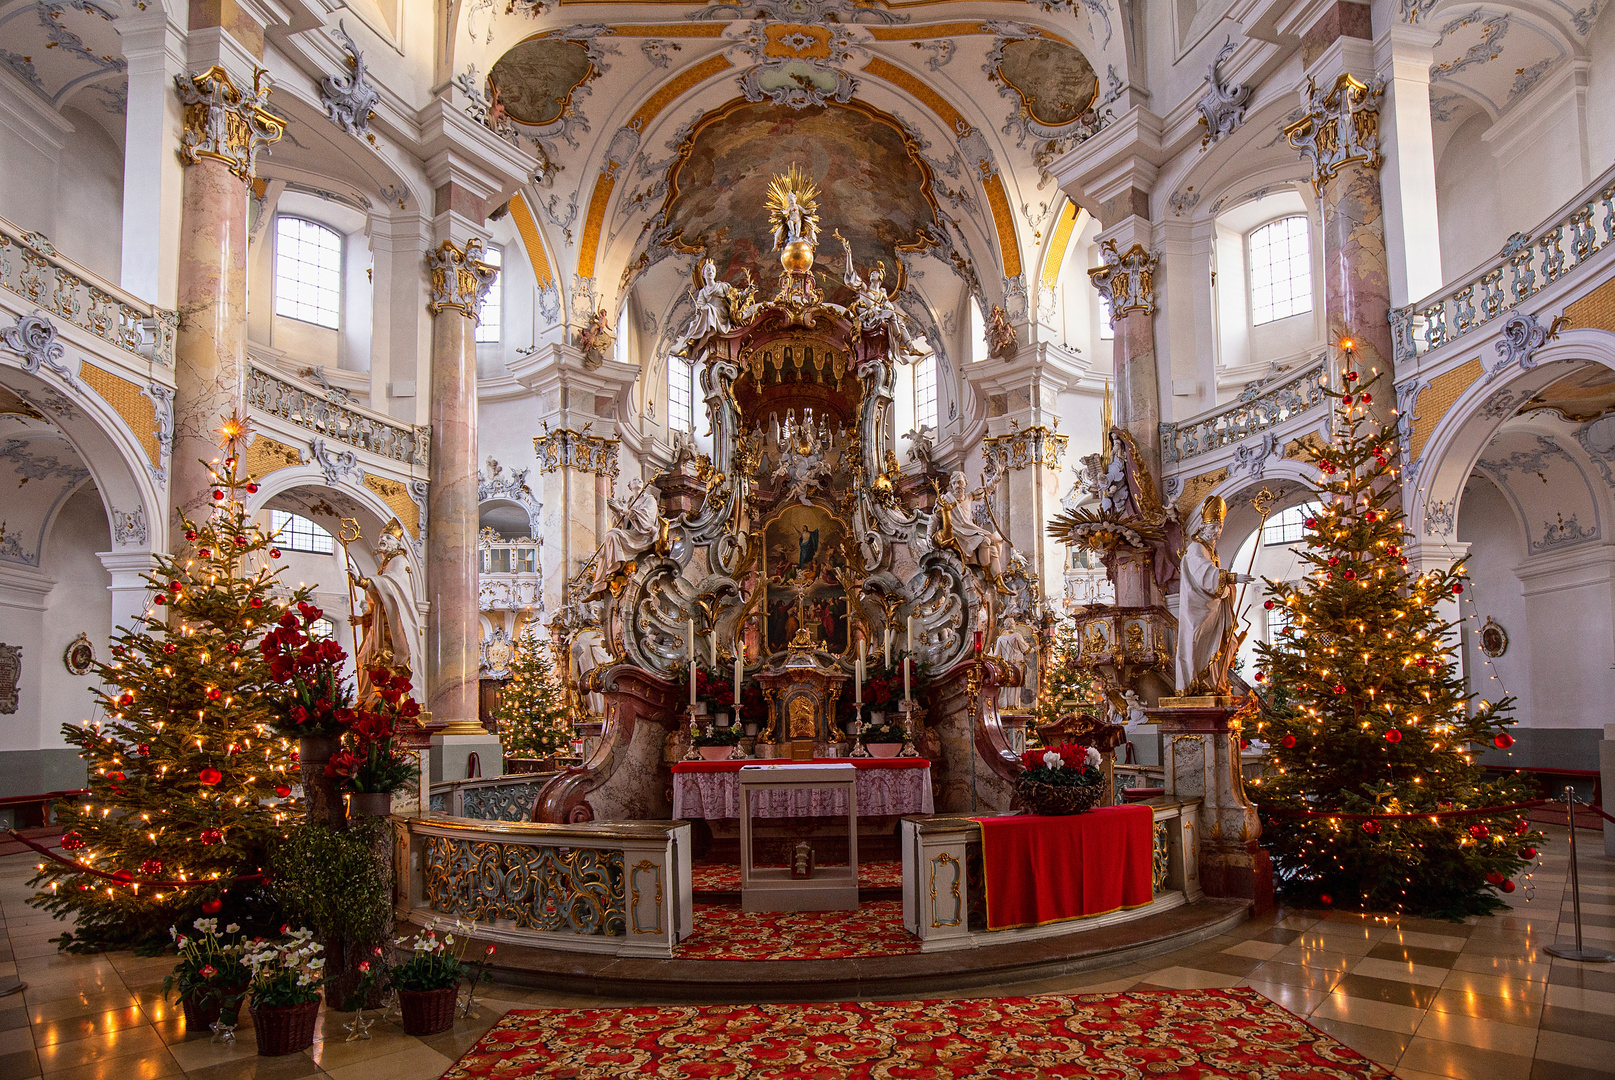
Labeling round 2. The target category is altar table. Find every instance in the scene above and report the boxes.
[970,805,1155,931]
[672,757,934,819]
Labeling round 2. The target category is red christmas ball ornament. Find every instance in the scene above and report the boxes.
[136,744,149,756]
[269,547,281,559]
[1494,733,1515,749]
[1384,728,1402,743]
[1360,393,1373,404]
[1341,394,1353,406]
[224,457,236,469]
[1319,893,1333,906]
[1281,735,1297,748]
[168,581,182,594]
[234,535,247,547]
[61,831,85,850]
[1305,518,1317,528]
[201,898,223,914]
[1452,583,1464,594]
[1520,846,1537,859]
[1515,819,1530,836]
[139,859,163,876]
[1254,671,1267,683]
[1469,824,1490,839]
[274,785,292,798]
[245,483,259,494]
[1344,570,1357,581]
[1345,371,1359,382]
[290,750,300,762]
[1334,684,1347,695]
[198,767,222,786]
[212,490,224,501]
[1387,545,1400,556]
[226,642,239,654]
[249,597,263,608]
[1362,819,1381,835]
[118,691,134,706]
[1486,871,1505,885]
[184,529,198,542]
[153,593,166,606]
[206,687,222,701]
[162,644,176,659]
[106,771,125,784]
[1264,599,1276,610]
[1366,511,1378,522]
[198,548,211,559]
[1328,556,1340,566]
[1501,879,1516,893]
[199,827,223,845]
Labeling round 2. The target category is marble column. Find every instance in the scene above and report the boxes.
[424,240,496,736]
[1286,73,1394,422]
[1089,238,1162,480]
[169,67,282,539]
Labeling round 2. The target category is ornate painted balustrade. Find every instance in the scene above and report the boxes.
[1159,359,1329,483]
[428,773,556,820]
[898,799,1201,952]
[398,816,694,958]
[0,217,176,371]
[1393,162,1615,365]
[244,360,430,468]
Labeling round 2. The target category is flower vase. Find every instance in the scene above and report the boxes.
[251,998,321,1056]
[398,987,458,1035]
[867,742,904,759]
[698,746,732,761]
[346,792,392,819]
[299,735,346,830]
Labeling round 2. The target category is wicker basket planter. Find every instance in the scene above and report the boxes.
[180,982,246,1034]
[251,998,321,1056]
[398,986,459,1035]
[1015,775,1105,816]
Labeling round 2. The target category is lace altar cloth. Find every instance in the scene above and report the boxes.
[671,758,934,819]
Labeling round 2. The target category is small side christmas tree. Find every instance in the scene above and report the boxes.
[1034,620,1100,729]
[492,632,574,762]
[31,416,310,949]
[1250,353,1539,919]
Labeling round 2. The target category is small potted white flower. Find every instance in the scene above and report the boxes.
[241,926,325,1055]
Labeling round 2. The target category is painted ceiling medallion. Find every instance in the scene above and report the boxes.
[489,37,596,127]
[991,37,1099,129]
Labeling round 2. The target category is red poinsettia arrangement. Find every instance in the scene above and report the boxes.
[683,665,735,712]
[1019,742,1103,787]
[261,602,352,737]
[323,665,421,794]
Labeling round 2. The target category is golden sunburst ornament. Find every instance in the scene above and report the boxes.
[766,165,822,267]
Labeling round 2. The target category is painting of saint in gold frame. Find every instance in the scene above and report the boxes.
[763,503,849,655]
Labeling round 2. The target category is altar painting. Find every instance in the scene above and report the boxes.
[763,503,850,654]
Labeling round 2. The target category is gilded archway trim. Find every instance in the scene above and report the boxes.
[509,193,556,291]
[1040,200,1079,293]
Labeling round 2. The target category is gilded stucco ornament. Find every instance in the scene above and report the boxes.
[425,238,499,317]
[533,424,620,476]
[173,66,285,182]
[983,419,1068,474]
[1088,239,1158,317]
[1284,73,1384,196]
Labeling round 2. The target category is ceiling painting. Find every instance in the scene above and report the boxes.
[1516,365,1615,423]
[657,99,941,295]
[489,36,596,127]
[991,37,1098,128]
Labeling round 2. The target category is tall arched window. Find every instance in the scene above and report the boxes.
[668,355,694,434]
[913,354,937,431]
[1247,216,1312,325]
[475,245,502,343]
[274,217,342,329]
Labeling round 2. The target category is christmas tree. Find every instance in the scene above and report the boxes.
[1250,352,1539,919]
[1034,619,1100,729]
[492,632,574,761]
[31,416,310,950]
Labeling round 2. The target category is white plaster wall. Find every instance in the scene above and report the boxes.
[53,107,123,284]
[1436,113,1505,283]
[1587,11,1615,177]
[1456,476,1533,729]
[39,486,112,749]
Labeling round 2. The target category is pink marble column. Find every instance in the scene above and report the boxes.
[1321,162,1393,420]
[1089,238,1162,480]
[425,241,496,730]
[169,68,282,540]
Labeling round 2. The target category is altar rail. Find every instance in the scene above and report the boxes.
[1393,161,1615,364]
[899,799,1202,952]
[398,816,693,957]
[0,216,177,370]
[427,773,555,820]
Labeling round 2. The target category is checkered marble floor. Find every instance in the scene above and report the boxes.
[0,825,1605,1080]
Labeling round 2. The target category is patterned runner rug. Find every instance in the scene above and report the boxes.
[676,898,919,960]
[443,989,1391,1079]
[691,859,904,894]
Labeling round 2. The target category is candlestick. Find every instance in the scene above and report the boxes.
[904,656,911,701]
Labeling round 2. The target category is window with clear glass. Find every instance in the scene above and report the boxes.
[913,354,937,431]
[274,217,342,329]
[308,618,335,641]
[1265,602,1291,645]
[1262,503,1318,546]
[269,510,335,554]
[1247,215,1313,325]
[475,246,502,343]
[515,546,537,573]
[668,355,694,434]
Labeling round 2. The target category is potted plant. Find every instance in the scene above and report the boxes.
[163,917,249,1034]
[327,664,422,818]
[859,714,907,758]
[1015,743,1106,815]
[242,926,325,1056]
[692,724,741,761]
[261,602,354,826]
[388,929,484,1035]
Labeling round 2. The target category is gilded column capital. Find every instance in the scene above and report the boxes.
[1088,239,1159,317]
[173,66,285,182]
[426,238,498,318]
[1284,73,1384,196]
[533,426,620,476]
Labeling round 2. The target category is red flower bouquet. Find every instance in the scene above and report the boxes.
[261,603,352,738]
[325,666,421,795]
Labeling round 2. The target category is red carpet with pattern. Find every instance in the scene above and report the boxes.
[443,989,1391,1079]
[691,859,904,893]
[676,898,919,960]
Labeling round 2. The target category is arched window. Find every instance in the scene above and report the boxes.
[1262,502,1318,546]
[269,510,335,554]
[475,245,502,343]
[274,217,342,329]
[668,355,694,434]
[1247,216,1312,325]
[913,353,937,431]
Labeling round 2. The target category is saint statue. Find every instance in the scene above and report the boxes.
[1174,495,1252,696]
[771,426,831,506]
[349,571,396,707]
[572,626,614,716]
[590,478,661,595]
[836,232,923,359]
[931,470,1006,580]
[683,259,733,343]
[990,621,1031,710]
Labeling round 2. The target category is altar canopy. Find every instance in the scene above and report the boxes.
[970,806,1155,930]
[672,758,933,819]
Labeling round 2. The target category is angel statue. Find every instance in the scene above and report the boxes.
[1175,495,1252,696]
[930,470,1006,581]
[771,425,831,506]
[834,231,924,359]
[589,478,662,595]
[766,165,821,250]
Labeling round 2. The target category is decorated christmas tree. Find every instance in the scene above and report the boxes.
[1250,354,1539,919]
[1034,619,1100,729]
[31,417,309,949]
[492,632,574,761]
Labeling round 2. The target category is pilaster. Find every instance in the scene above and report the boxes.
[1375,24,1443,306]
[118,6,189,308]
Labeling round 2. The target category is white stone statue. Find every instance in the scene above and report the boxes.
[770,427,831,506]
[572,627,614,716]
[991,622,1031,710]
[1175,495,1252,695]
[837,232,923,359]
[679,258,733,349]
[590,478,661,595]
[931,470,1005,579]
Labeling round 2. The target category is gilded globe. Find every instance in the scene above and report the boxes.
[780,238,815,274]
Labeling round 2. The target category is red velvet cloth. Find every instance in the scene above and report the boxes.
[969,805,1155,930]
[670,757,933,774]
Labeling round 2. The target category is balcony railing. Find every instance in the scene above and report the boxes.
[245,361,430,467]
[0,217,176,368]
[1159,358,1328,467]
[1393,164,1615,364]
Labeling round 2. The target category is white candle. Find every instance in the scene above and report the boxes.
[688,618,695,660]
[859,637,866,669]
[855,656,863,705]
[733,652,742,709]
[907,615,914,655]
[904,656,911,702]
[689,659,697,707]
[884,628,892,668]
[710,632,718,668]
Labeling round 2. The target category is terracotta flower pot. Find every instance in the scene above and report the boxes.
[866,742,904,759]
[180,981,246,1034]
[698,745,733,761]
[251,997,321,1056]
[398,986,458,1035]
[346,791,392,819]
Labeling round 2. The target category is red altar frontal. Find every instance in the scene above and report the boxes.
[672,757,933,819]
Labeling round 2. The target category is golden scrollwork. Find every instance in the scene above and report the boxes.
[421,835,626,936]
[929,852,963,928]
[787,695,816,740]
[1284,73,1383,196]
[1152,822,1170,893]
[1088,239,1158,317]
[174,66,285,182]
[629,859,664,936]
[426,238,499,318]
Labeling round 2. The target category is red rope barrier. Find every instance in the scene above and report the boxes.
[1259,799,1548,822]
[5,830,265,890]
[1569,798,1615,826]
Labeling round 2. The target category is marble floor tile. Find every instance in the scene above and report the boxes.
[1414,1008,1540,1056]
[1310,990,1426,1034]
[1350,956,1452,987]
[1396,1036,1535,1080]
[321,1044,453,1080]
[1124,966,1245,990]
[1533,1030,1615,1075]
[1303,1016,1413,1068]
